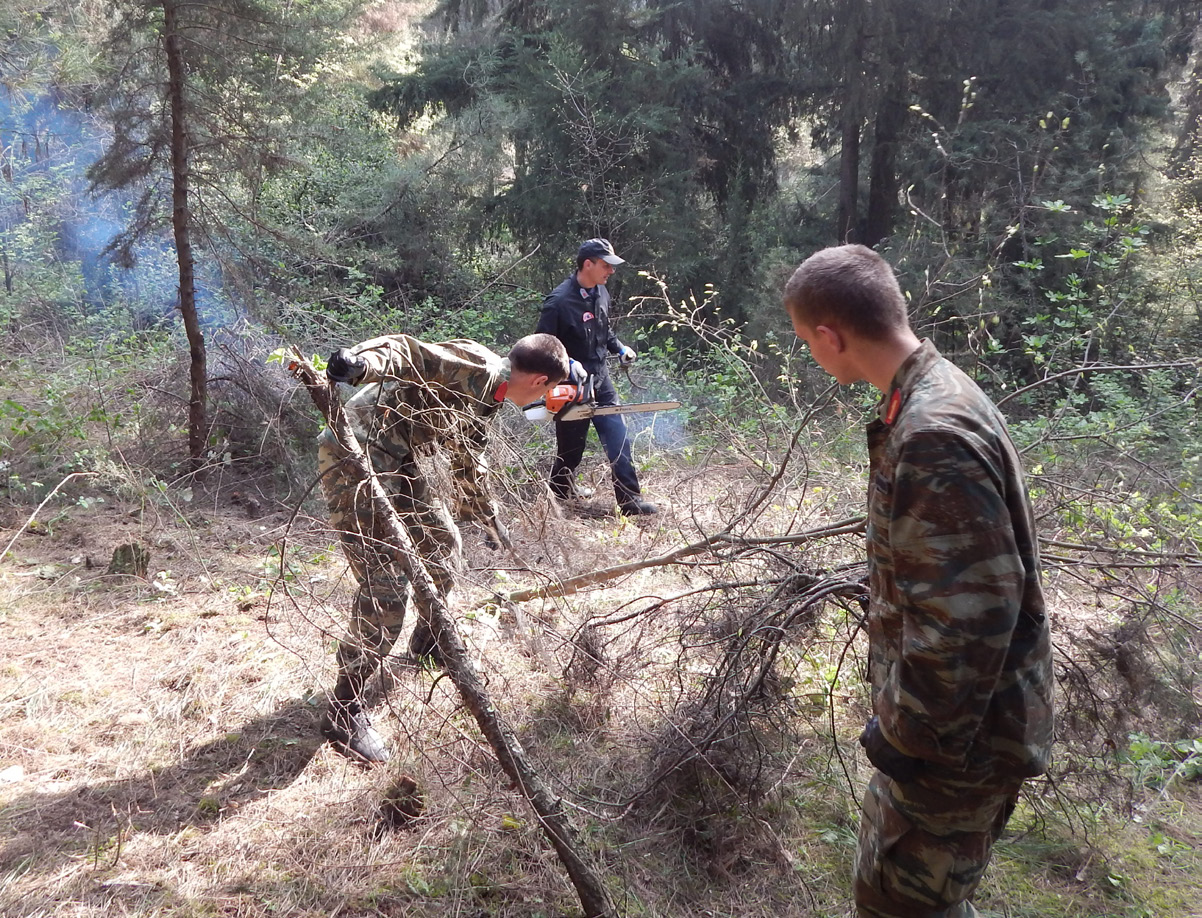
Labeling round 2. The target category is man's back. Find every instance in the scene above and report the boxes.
[865,341,1053,789]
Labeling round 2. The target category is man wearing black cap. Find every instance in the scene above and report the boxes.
[536,238,658,515]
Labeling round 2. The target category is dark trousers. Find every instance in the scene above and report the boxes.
[550,373,642,502]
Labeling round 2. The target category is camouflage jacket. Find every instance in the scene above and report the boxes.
[866,340,1054,788]
[328,335,510,525]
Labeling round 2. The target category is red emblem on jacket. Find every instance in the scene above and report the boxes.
[582,312,595,322]
[885,388,902,425]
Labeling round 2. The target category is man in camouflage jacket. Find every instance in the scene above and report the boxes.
[783,245,1054,917]
[317,332,568,763]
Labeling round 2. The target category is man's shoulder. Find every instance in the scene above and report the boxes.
[543,275,580,306]
[892,358,1017,475]
[908,356,1002,422]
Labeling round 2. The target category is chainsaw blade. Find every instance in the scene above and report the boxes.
[556,400,681,422]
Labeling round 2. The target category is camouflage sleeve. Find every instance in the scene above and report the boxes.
[450,419,498,525]
[346,335,428,385]
[347,335,500,400]
[877,431,1026,769]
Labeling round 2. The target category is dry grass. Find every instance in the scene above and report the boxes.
[2,443,1201,917]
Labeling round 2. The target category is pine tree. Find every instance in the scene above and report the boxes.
[88,0,360,474]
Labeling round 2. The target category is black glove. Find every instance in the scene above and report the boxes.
[859,716,924,783]
[327,348,367,384]
[575,372,596,404]
[482,519,512,551]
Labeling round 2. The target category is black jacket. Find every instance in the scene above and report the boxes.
[536,275,625,376]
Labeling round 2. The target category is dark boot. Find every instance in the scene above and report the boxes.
[407,616,444,667]
[321,698,390,764]
[618,496,658,516]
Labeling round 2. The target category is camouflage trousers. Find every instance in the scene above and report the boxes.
[854,771,1018,918]
[318,435,462,689]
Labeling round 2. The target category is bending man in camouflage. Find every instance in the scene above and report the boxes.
[783,246,1054,917]
[317,333,568,763]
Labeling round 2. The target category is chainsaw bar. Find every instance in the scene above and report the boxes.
[556,400,681,422]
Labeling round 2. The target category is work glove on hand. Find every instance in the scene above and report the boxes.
[573,371,597,405]
[859,716,924,783]
[618,345,637,366]
[482,519,513,551]
[567,359,588,386]
[327,348,367,385]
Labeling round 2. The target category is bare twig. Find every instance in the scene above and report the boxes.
[996,360,1196,408]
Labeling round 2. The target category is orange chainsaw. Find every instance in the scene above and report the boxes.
[522,383,680,422]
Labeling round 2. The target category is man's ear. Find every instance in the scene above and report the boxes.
[815,324,844,352]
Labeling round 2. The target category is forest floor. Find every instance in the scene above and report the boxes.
[1,461,1201,918]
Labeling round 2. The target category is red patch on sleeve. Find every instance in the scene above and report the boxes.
[493,381,508,402]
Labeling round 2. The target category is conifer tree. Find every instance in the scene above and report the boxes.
[88,0,359,473]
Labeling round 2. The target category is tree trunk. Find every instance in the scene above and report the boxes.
[1169,18,1202,177]
[837,110,861,244]
[864,76,908,248]
[163,0,207,475]
[836,6,867,244]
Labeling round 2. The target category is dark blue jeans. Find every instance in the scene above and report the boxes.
[550,373,641,502]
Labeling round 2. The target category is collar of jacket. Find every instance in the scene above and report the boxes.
[491,358,512,402]
[876,339,939,425]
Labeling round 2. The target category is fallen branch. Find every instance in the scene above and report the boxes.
[494,517,867,606]
[289,351,616,918]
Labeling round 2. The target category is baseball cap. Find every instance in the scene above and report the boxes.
[578,238,625,266]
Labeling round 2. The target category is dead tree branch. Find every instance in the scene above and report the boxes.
[491,517,867,606]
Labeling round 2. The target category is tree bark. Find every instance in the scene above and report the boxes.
[1168,17,1202,176]
[837,111,861,244]
[290,353,617,918]
[864,75,908,248]
[835,3,867,244]
[163,0,207,475]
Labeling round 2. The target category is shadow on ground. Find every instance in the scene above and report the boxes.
[0,696,323,877]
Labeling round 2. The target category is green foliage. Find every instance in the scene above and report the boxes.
[367,0,811,320]
[1121,733,1202,789]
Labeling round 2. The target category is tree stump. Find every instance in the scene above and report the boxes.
[108,542,150,577]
